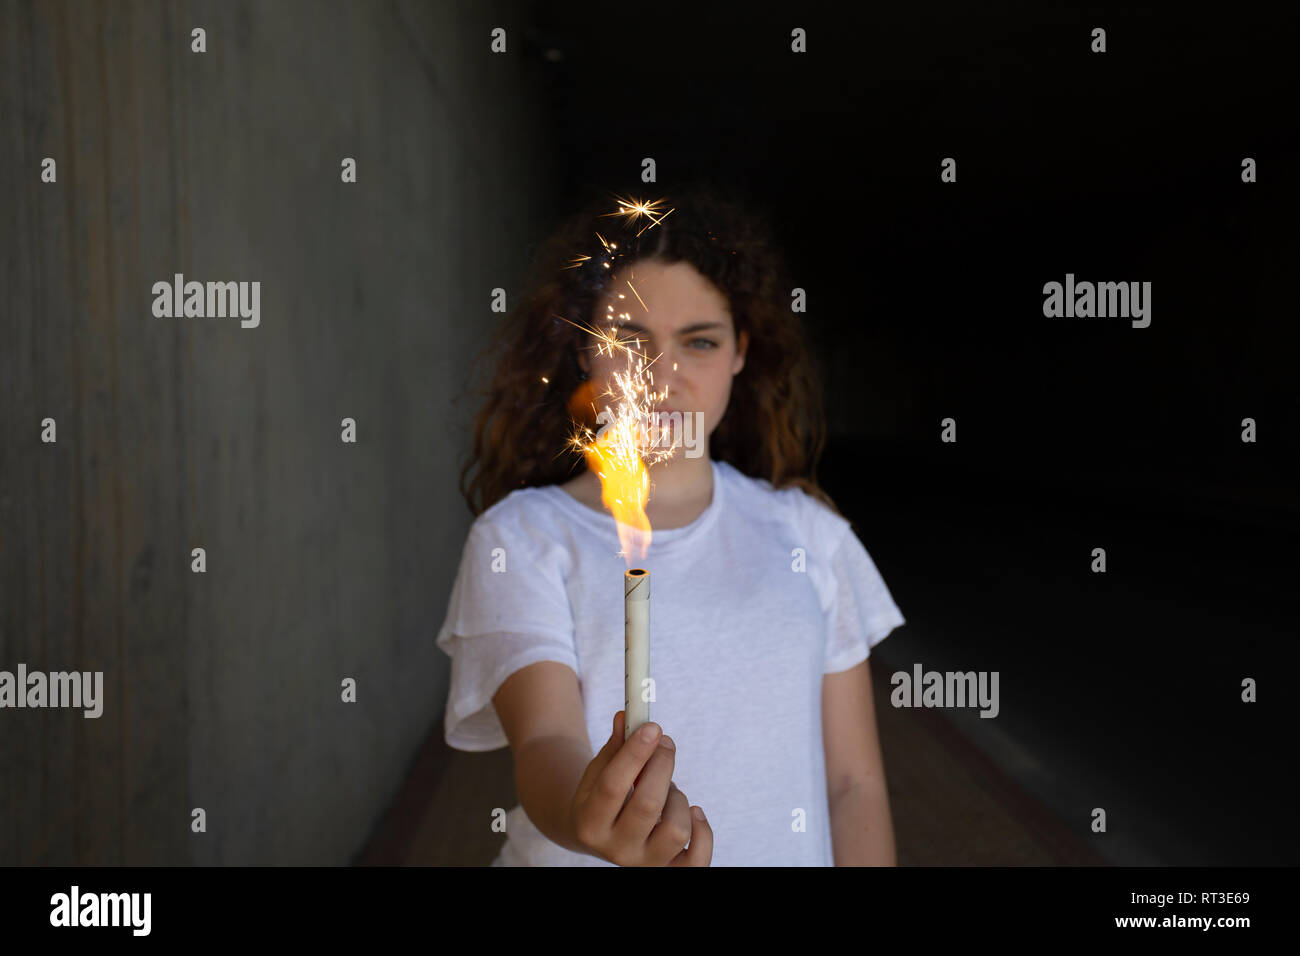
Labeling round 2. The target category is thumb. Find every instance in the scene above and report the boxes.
[576,710,626,803]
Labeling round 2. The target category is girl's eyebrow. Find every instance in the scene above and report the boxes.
[606,320,726,335]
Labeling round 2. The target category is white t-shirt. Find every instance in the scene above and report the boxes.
[435,456,906,866]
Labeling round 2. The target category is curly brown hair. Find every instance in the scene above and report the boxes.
[456,180,840,518]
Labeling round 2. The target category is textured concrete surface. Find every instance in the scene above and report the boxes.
[1,0,552,864]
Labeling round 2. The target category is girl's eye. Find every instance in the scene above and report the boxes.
[688,338,718,349]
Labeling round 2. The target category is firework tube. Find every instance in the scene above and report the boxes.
[624,568,650,741]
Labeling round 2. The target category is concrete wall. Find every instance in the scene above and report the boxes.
[0,0,553,864]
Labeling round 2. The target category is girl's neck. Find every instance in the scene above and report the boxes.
[643,450,714,520]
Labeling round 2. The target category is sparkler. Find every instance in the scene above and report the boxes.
[549,194,680,740]
[553,195,683,563]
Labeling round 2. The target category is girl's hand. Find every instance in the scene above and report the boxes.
[568,710,713,866]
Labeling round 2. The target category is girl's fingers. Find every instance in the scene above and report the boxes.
[612,736,675,844]
[667,806,713,867]
[585,717,664,837]
[574,711,628,806]
[645,782,692,862]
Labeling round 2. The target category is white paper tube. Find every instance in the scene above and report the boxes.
[624,568,651,741]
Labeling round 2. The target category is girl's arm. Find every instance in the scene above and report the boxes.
[494,660,597,857]
[823,657,897,865]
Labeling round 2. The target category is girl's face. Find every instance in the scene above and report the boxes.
[579,258,748,456]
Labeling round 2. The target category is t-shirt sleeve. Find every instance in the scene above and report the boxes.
[822,522,906,674]
[434,514,579,752]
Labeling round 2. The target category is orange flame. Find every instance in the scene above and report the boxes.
[584,433,651,563]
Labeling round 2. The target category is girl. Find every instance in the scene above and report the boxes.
[436,182,906,866]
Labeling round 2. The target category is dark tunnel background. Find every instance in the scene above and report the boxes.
[512,2,1299,865]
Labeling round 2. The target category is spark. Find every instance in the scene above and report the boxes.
[600,194,676,236]
[625,279,648,312]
